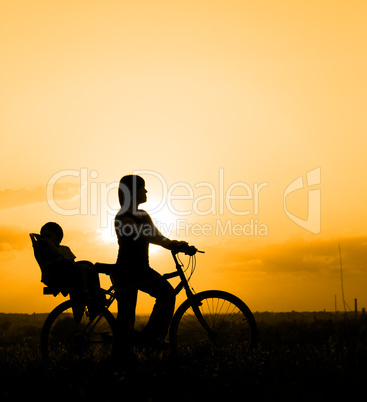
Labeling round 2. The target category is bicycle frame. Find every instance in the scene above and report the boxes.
[100,251,196,309]
[98,250,215,340]
[167,251,194,297]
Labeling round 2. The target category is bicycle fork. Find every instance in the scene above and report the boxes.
[190,298,217,342]
[171,251,217,342]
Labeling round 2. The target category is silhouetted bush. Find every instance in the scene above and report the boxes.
[0,313,366,401]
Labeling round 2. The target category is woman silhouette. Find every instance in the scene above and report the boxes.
[113,174,187,347]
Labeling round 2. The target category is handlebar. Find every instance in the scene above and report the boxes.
[171,245,204,257]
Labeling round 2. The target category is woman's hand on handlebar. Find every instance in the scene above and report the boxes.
[170,240,203,255]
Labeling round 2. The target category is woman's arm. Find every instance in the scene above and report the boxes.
[146,213,187,250]
[152,235,188,251]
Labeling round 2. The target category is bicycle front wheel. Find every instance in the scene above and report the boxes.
[40,300,116,365]
[169,290,257,355]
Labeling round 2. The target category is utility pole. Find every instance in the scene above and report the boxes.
[339,243,347,312]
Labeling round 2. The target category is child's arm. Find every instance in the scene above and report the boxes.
[57,245,76,262]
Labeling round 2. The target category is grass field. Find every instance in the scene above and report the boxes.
[1,311,366,401]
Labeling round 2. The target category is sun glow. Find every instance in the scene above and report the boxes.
[145,194,177,239]
[96,222,116,245]
[150,209,177,239]
[96,202,177,248]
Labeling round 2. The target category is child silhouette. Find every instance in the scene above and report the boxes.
[32,222,99,302]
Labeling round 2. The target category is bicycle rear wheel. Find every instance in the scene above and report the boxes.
[40,300,116,365]
[169,290,257,355]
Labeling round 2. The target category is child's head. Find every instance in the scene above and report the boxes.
[40,222,63,245]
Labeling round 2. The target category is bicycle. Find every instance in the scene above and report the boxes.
[38,246,258,364]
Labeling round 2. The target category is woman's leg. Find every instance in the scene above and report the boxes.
[111,275,139,363]
[138,268,176,339]
[113,275,138,334]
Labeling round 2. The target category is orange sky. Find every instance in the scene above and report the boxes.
[1,0,367,314]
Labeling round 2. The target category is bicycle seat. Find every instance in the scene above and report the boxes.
[94,262,117,275]
[43,287,69,297]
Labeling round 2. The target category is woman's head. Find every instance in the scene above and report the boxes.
[118,175,146,209]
